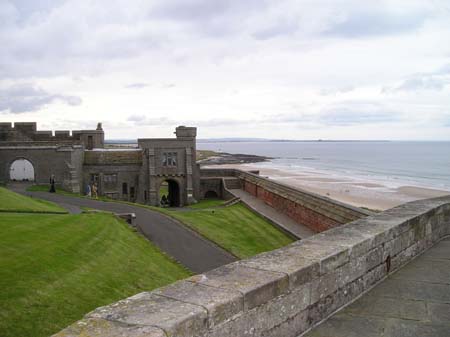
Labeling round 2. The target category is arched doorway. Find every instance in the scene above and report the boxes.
[10,158,35,181]
[159,179,180,207]
[204,190,219,199]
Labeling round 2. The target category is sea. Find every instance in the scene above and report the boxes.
[196,141,450,192]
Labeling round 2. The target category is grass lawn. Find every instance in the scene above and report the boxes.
[187,198,226,209]
[163,203,295,258]
[0,186,66,213]
[159,182,168,198]
[0,212,190,337]
[25,184,294,259]
[27,184,79,197]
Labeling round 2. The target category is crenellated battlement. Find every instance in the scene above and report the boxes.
[0,122,104,148]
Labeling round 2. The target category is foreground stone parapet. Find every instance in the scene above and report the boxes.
[56,318,166,337]
[153,280,243,327]
[86,292,207,337]
[55,196,450,337]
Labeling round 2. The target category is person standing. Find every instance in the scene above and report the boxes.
[49,175,56,193]
[92,183,98,199]
[86,183,91,197]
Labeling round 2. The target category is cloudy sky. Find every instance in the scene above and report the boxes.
[1,0,449,140]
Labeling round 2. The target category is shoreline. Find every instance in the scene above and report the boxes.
[203,163,450,211]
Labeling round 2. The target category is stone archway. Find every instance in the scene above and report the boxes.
[9,158,35,181]
[159,179,180,207]
[204,190,219,199]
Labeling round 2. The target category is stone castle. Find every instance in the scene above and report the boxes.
[0,122,200,206]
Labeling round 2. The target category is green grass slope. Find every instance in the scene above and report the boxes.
[0,186,66,213]
[0,212,190,337]
[164,202,295,258]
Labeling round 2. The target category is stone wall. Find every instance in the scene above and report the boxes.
[199,177,237,200]
[0,144,83,192]
[200,168,370,233]
[84,150,143,165]
[55,196,450,337]
[0,122,104,149]
[138,127,199,206]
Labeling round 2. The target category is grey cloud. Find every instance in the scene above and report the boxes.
[150,0,234,21]
[127,102,401,129]
[384,63,450,93]
[318,102,401,126]
[161,83,176,89]
[0,83,82,114]
[0,0,445,81]
[127,115,173,125]
[252,21,298,40]
[127,115,252,128]
[395,77,445,91]
[127,114,146,122]
[125,83,150,89]
[266,102,402,127]
[319,86,355,96]
[323,8,429,38]
[149,0,268,37]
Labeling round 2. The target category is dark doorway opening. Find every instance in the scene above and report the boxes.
[130,187,135,201]
[160,180,180,207]
[87,135,93,150]
[122,182,128,195]
[204,190,219,199]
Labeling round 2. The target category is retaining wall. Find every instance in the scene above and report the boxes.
[55,195,450,337]
[201,168,371,233]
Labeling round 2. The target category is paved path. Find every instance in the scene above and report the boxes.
[229,189,315,239]
[9,184,236,274]
[305,236,450,337]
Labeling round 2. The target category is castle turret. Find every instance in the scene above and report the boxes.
[175,126,197,140]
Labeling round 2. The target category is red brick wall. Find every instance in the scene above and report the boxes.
[244,180,340,233]
[244,181,257,197]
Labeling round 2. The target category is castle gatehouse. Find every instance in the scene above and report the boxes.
[0,122,200,206]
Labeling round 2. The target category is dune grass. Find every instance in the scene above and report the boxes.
[163,203,295,258]
[0,186,66,213]
[0,212,190,337]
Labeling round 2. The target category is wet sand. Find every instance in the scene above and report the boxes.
[204,164,450,211]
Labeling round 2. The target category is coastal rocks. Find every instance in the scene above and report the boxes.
[197,151,272,165]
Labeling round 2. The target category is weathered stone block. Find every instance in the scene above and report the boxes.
[189,263,289,310]
[291,239,349,275]
[309,277,366,328]
[261,309,309,337]
[310,264,351,303]
[346,217,402,249]
[153,280,243,327]
[382,236,402,260]
[87,292,207,337]
[238,245,319,289]
[363,264,386,289]
[206,285,310,337]
[53,318,166,337]
[307,225,375,259]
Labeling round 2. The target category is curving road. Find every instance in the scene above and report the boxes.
[9,183,236,273]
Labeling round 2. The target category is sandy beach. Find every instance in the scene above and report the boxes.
[204,163,450,211]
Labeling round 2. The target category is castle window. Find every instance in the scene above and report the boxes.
[162,152,177,167]
[122,182,128,195]
[103,174,117,190]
